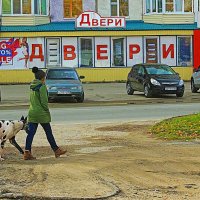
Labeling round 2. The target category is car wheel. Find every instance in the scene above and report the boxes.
[144,85,152,98]
[126,82,134,95]
[176,92,184,98]
[191,79,198,93]
[76,93,84,103]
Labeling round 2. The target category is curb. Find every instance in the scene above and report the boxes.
[1,98,200,109]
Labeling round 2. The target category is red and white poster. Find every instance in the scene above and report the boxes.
[95,37,110,67]
[0,35,193,69]
[62,37,78,68]
[127,37,143,66]
[160,36,176,66]
[0,37,45,69]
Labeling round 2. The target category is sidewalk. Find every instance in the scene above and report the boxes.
[0,82,199,108]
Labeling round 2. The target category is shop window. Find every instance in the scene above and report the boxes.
[113,38,124,66]
[111,0,129,16]
[178,37,192,66]
[145,0,192,13]
[80,38,93,67]
[2,0,48,15]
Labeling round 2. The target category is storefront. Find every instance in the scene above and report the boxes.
[0,35,194,69]
[0,12,197,83]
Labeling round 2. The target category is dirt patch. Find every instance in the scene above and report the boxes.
[1,121,200,200]
[95,124,145,132]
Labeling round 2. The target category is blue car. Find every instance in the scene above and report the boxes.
[45,67,85,102]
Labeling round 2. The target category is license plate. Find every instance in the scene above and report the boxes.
[58,90,71,94]
[165,87,177,91]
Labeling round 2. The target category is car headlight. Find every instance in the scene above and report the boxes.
[179,80,184,86]
[71,86,82,90]
[150,78,161,86]
[47,86,57,90]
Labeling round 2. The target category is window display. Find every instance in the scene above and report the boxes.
[178,37,192,66]
[80,38,93,67]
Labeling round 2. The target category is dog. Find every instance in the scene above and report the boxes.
[0,116,27,161]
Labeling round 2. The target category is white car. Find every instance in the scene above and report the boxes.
[191,68,200,93]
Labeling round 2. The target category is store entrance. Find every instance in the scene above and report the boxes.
[146,38,158,63]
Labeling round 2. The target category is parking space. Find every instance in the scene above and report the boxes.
[0,81,200,107]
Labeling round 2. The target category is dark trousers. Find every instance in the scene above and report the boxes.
[25,122,58,152]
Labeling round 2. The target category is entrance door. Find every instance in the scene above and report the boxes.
[146,38,158,63]
[46,38,61,67]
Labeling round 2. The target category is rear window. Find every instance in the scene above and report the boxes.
[46,69,79,80]
[145,65,176,75]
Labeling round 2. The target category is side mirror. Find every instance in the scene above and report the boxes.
[79,75,85,79]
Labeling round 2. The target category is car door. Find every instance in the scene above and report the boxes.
[129,65,139,90]
[136,66,145,92]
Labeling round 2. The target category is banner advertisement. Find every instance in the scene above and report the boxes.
[95,37,110,67]
[0,37,45,69]
[127,37,143,66]
[62,37,78,68]
[160,36,176,66]
[0,36,192,69]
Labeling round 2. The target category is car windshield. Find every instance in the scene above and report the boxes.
[145,65,176,75]
[46,69,79,80]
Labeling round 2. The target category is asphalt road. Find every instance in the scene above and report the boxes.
[0,103,199,124]
[1,82,200,108]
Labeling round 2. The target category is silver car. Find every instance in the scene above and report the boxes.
[191,67,200,93]
[45,67,85,102]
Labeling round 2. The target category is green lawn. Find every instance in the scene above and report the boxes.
[151,113,200,140]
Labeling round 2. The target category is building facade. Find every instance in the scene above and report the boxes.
[0,0,200,83]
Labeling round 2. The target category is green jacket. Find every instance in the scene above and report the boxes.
[28,79,51,123]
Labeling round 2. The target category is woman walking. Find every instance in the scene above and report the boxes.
[24,67,66,160]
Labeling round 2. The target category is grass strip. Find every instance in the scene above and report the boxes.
[151,113,200,140]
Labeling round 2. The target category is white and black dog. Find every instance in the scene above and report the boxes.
[0,116,27,161]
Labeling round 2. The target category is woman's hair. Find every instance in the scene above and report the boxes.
[32,67,46,80]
